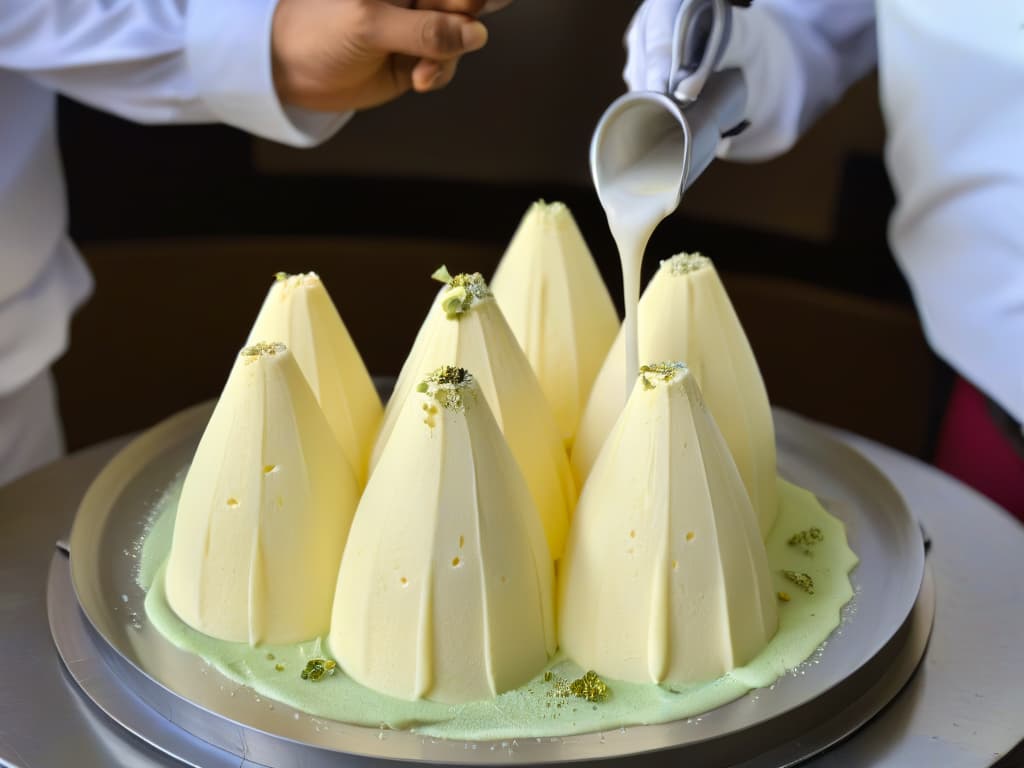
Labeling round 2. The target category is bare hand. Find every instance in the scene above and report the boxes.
[272,0,491,112]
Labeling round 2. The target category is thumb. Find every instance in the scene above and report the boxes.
[364,2,489,60]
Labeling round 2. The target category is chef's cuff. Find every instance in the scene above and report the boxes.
[186,0,351,147]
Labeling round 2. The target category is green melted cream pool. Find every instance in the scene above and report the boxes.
[139,477,857,740]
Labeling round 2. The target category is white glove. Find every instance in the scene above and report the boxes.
[623,0,688,93]
[624,0,754,94]
[623,0,877,160]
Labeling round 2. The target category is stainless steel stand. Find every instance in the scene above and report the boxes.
[46,549,935,768]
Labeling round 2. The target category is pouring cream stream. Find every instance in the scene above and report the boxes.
[597,131,685,395]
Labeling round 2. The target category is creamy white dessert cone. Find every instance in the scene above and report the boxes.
[491,201,619,445]
[371,269,574,560]
[559,362,778,685]
[572,254,778,536]
[332,366,556,703]
[165,342,360,646]
[247,272,381,485]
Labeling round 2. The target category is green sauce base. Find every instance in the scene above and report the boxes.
[141,477,857,740]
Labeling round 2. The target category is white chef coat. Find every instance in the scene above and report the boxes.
[718,0,1024,424]
[0,0,351,398]
[0,369,63,486]
[0,0,348,481]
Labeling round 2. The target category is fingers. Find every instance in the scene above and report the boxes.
[623,0,683,92]
[623,2,650,90]
[389,53,418,93]
[411,57,459,92]
[642,0,680,92]
[378,52,457,107]
[363,2,489,60]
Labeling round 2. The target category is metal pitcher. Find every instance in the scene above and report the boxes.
[591,0,749,214]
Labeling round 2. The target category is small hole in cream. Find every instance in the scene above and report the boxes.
[263,464,278,475]
[686,531,696,542]
[400,577,408,587]
[451,557,461,567]
[226,498,239,508]
[459,535,465,549]
[629,530,636,539]
[672,560,679,571]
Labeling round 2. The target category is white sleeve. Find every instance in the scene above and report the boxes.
[718,0,877,160]
[0,0,348,147]
[881,2,1024,423]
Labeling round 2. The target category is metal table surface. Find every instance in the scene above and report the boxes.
[1,425,1022,768]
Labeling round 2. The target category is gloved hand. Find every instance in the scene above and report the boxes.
[623,0,752,94]
[624,0,687,93]
[272,0,493,112]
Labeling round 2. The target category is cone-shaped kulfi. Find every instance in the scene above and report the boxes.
[165,342,360,645]
[559,362,778,685]
[371,268,574,559]
[332,366,556,703]
[573,254,777,536]
[247,272,381,484]
[491,201,619,445]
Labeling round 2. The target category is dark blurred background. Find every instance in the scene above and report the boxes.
[53,0,947,459]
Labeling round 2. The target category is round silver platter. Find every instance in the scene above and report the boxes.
[55,403,931,768]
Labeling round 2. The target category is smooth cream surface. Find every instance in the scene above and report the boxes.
[491,201,619,445]
[331,374,556,703]
[370,279,574,559]
[560,364,778,684]
[573,255,778,536]
[246,272,382,484]
[165,343,360,645]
